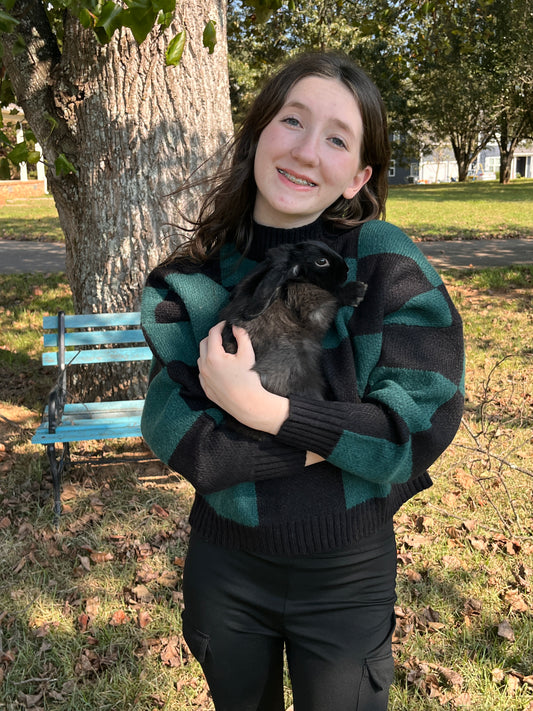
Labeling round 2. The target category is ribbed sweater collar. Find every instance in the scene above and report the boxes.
[244,217,326,261]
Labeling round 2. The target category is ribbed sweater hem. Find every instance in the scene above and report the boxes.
[188,472,433,556]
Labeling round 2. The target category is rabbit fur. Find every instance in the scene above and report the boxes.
[219,240,367,403]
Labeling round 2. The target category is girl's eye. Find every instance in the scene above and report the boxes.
[282,117,301,127]
[329,136,347,149]
[315,257,330,267]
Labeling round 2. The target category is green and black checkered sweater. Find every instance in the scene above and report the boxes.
[141,218,464,556]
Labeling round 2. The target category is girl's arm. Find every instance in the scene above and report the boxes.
[197,321,325,466]
[140,266,306,495]
[197,322,289,435]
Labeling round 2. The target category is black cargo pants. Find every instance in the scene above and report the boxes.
[182,522,397,711]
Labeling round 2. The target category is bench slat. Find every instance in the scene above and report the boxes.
[60,401,145,414]
[31,401,146,445]
[32,421,143,444]
[42,312,141,329]
[43,329,146,348]
[42,346,153,367]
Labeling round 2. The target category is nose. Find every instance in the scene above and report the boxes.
[290,131,320,166]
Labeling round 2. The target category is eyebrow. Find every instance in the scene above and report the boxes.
[282,100,356,138]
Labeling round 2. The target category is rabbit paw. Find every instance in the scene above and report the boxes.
[221,322,238,353]
[338,281,367,307]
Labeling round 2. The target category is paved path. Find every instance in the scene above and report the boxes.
[1,237,532,274]
[0,240,66,274]
[419,237,533,270]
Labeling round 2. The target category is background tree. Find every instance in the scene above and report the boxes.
[402,0,498,181]
[481,0,533,183]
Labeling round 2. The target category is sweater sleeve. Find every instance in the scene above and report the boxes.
[140,263,305,495]
[275,222,465,487]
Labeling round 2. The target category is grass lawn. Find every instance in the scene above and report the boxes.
[1,180,532,244]
[0,195,64,242]
[0,266,532,710]
[387,179,533,241]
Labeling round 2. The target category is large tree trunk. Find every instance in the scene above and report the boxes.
[2,0,232,397]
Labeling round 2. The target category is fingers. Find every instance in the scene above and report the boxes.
[198,321,223,364]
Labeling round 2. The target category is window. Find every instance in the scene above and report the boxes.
[486,156,499,172]
[389,160,396,177]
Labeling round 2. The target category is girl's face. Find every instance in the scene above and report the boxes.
[253,75,372,229]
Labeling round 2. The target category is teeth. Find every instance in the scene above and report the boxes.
[278,169,316,187]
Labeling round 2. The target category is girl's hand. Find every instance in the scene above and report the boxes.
[198,322,289,435]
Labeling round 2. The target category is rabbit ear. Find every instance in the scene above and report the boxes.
[220,261,272,321]
[242,262,298,319]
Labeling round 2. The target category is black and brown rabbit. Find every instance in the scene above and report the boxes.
[219,240,367,401]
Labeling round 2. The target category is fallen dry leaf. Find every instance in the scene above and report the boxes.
[497,619,515,641]
[85,597,100,618]
[78,613,90,632]
[138,609,152,629]
[131,584,155,603]
[160,635,182,667]
[77,555,91,572]
[18,690,43,708]
[61,483,79,501]
[503,588,529,613]
[405,569,423,583]
[90,551,114,563]
[451,691,472,708]
[402,534,432,549]
[492,667,505,683]
[109,609,128,626]
[157,570,179,587]
[442,555,466,570]
[454,469,476,489]
[150,503,169,518]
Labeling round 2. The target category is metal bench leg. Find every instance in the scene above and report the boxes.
[46,442,70,527]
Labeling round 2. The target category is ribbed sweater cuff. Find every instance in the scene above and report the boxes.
[253,438,306,479]
[276,395,344,456]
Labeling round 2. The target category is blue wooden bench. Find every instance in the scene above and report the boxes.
[31,310,152,523]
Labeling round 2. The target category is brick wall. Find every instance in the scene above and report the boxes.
[0,180,46,201]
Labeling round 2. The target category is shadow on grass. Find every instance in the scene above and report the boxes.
[0,436,206,709]
[402,225,531,241]
[0,216,64,242]
[390,181,533,203]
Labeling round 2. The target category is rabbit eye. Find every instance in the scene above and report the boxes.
[315,257,330,268]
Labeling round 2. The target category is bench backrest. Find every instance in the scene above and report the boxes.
[42,311,152,367]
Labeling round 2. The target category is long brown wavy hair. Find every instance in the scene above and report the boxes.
[165,51,390,263]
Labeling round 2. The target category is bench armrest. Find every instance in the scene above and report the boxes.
[47,383,67,434]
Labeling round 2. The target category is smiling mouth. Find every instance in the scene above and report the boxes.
[277,168,317,187]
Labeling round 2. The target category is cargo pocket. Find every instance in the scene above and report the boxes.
[182,611,210,665]
[356,609,396,710]
[356,653,394,710]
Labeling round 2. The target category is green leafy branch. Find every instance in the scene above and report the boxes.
[0,123,77,178]
[0,0,299,68]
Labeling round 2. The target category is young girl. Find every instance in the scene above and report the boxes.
[141,51,464,711]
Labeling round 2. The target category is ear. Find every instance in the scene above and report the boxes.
[220,261,271,321]
[343,165,373,200]
[242,262,295,319]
